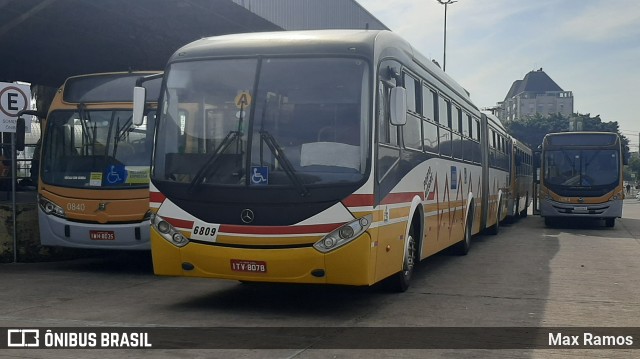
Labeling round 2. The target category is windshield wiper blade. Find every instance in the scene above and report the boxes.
[260,130,309,197]
[187,130,241,193]
[116,115,134,141]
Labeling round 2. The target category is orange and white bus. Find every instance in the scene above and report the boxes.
[539,131,625,227]
[134,30,513,291]
[38,72,161,249]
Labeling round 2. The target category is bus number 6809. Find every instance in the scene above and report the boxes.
[193,226,216,236]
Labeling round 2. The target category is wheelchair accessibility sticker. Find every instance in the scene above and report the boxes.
[106,165,127,185]
[251,166,269,185]
[100,165,150,186]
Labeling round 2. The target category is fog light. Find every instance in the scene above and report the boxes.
[172,233,187,244]
[45,202,55,214]
[323,237,336,248]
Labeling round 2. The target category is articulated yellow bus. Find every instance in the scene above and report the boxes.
[507,136,533,220]
[539,131,625,227]
[38,72,161,249]
[134,30,516,291]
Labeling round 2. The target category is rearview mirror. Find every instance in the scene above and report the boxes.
[389,87,407,126]
[132,86,146,126]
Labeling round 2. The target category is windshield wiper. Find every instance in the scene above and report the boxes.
[116,114,135,142]
[187,130,241,193]
[259,130,309,197]
[113,113,135,159]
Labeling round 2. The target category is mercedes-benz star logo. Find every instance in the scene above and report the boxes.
[96,202,110,212]
[240,209,254,224]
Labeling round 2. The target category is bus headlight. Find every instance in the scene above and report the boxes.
[151,213,189,247]
[38,196,66,218]
[314,214,372,253]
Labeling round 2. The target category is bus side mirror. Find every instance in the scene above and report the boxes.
[16,117,25,151]
[389,87,407,126]
[132,86,146,126]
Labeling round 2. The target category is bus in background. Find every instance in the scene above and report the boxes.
[38,72,161,249]
[133,30,513,291]
[481,111,513,233]
[539,131,626,228]
[508,138,533,220]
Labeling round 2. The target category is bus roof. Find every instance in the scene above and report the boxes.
[168,30,473,109]
[543,131,619,146]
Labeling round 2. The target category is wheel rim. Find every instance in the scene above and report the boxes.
[403,235,416,276]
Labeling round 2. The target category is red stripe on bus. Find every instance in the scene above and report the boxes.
[342,194,374,207]
[220,223,343,235]
[381,192,424,205]
[150,191,166,203]
[163,217,194,229]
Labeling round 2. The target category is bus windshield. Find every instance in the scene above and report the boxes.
[544,149,619,187]
[153,57,370,188]
[41,109,155,188]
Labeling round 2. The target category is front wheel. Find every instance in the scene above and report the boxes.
[390,233,417,292]
[605,218,615,228]
[544,217,555,227]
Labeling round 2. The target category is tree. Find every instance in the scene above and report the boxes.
[504,113,630,157]
[627,156,640,183]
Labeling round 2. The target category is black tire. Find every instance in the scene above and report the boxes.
[487,204,501,235]
[605,218,615,228]
[390,232,417,292]
[454,212,473,255]
[544,217,554,227]
[520,195,529,218]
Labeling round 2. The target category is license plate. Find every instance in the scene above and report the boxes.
[230,259,267,273]
[573,206,588,212]
[90,230,116,241]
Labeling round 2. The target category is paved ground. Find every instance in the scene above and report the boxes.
[1,200,639,358]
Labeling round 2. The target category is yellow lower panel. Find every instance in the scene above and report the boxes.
[150,229,374,286]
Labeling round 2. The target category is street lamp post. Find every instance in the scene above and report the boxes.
[435,0,457,72]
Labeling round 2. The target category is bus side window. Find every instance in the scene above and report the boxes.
[377,81,400,181]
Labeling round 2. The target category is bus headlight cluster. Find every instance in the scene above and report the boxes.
[314,214,372,253]
[151,213,188,247]
[38,196,65,218]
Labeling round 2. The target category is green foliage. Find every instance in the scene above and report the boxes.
[627,156,640,182]
[504,113,630,156]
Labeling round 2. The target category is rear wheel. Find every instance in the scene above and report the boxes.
[454,213,472,255]
[390,232,417,292]
[519,195,529,218]
[487,204,501,235]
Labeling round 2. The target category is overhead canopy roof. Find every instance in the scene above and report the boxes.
[0,0,282,87]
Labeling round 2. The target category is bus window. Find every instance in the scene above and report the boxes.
[422,86,436,122]
[403,114,422,150]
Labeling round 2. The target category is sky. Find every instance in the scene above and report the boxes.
[356,0,640,149]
